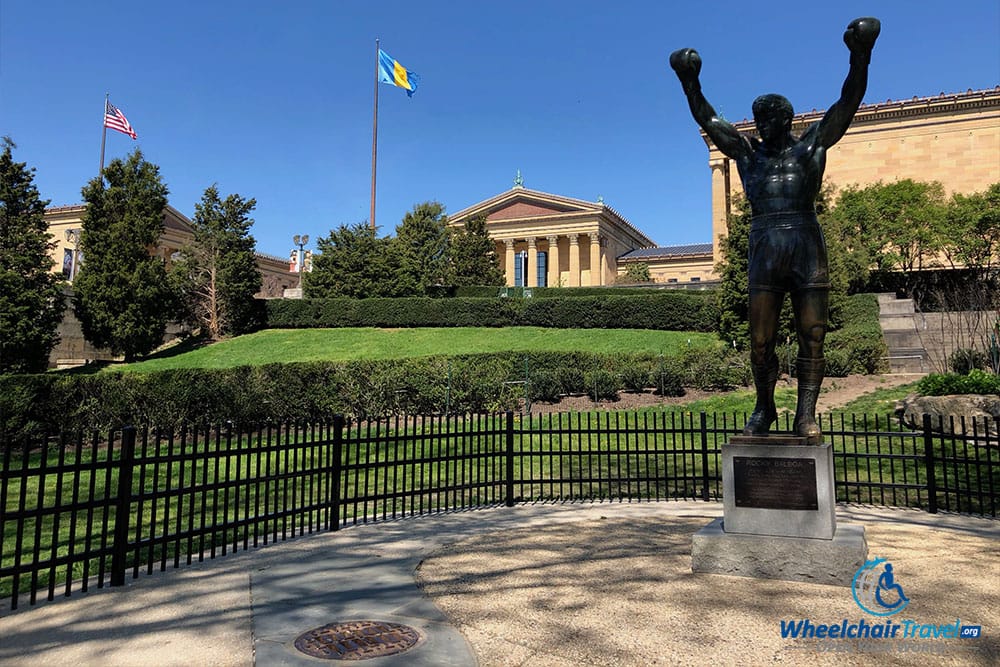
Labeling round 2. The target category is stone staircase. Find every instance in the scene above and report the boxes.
[877,293,930,373]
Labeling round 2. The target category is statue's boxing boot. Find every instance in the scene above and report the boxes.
[794,356,825,440]
[742,358,778,436]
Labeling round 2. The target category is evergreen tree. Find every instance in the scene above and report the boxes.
[305,222,399,298]
[715,196,753,348]
[450,214,504,286]
[171,185,261,338]
[393,201,451,295]
[0,138,65,373]
[73,150,173,362]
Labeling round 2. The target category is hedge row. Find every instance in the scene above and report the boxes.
[265,293,719,331]
[824,293,888,376]
[451,285,713,299]
[1,348,751,437]
[918,369,1000,396]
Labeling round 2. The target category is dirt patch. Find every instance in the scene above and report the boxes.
[526,373,924,415]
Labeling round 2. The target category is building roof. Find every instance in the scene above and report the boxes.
[705,86,1000,143]
[619,243,713,261]
[449,185,657,247]
[45,203,194,233]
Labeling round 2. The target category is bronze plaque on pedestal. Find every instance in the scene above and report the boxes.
[733,456,818,510]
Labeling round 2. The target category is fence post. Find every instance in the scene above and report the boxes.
[331,415,344,531]
[110,425,137,586]
[505,411,515,507]
[922,413,938,514]
[699,412,710,502]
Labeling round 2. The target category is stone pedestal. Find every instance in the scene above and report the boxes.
[691,518,867,586]
[722,438,836,539]
[691,436,867,586]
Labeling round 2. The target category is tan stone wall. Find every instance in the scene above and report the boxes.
[707,88,1000,269]
[618,254,715,284]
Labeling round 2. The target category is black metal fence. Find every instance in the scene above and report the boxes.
[2,410,997,610]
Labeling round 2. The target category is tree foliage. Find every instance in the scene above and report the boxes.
[943,183,1000,275]
[171,185,261,339]
[615,262,652,285]
[715,196,753,348]
[0,138,65,373]
[304,223,400,298]
[450,214,504,287]
[308,202,505,297]
[73,150,174,362]
[827,179,948,299]
[392,201,451,294]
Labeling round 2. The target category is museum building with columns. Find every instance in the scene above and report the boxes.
[447,182,716,288]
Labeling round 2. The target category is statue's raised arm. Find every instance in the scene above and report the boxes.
[811,17,881,148]
[670,48,751,162]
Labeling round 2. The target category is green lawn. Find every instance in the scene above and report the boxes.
[113,328,719,373]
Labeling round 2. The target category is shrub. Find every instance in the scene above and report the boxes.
[555,366,587,395]
[679,348,749,391]
[918,369,1000,396]
[949,348,989,375]
[620,366,651,393]
[585,369,620,401]
[824,294,888,375]
[528,370,563,402]
[653,362,685,397]
[823,348,853,378]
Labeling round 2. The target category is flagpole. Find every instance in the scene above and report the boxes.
[370,38,380,232]
[99,92,109,180]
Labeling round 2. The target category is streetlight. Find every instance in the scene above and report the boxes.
[293,234,309,288]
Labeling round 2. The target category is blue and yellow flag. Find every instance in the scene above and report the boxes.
[378,49,419,97]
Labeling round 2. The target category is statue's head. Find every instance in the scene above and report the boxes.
[752,94,794,144]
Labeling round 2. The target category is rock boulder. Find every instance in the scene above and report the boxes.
[897,394,1000,437]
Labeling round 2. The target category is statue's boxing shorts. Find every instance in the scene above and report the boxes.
[748,211,830,294]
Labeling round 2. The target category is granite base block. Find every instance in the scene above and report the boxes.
[691,518,867,587]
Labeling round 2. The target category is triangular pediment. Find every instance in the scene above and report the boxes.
[450,188,601,224]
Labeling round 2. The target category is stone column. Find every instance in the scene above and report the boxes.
[568,234,581,287]
[589,233,602,286]
[710,158,730,273]
[546,236,560,287]
[600,236,610,286]
[526,237,538,288]
[504,239,516,287]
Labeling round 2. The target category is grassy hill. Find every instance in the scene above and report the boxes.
[114,328,719,373]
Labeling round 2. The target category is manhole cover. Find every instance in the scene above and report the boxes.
[293,620,421,660]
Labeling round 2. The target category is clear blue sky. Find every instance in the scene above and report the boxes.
[2,1,998,258]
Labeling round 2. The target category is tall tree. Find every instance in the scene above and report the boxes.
[943,183,1000,276]
[714,196,753,348]
[450,214,504,286]
[828,179,948,300]
[305,223,399,298]
[73,150,173,362]
[393,201,451,295]
[171,185,261,339]
[0,138,65,373]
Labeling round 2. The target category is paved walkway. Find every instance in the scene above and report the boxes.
[0,502,996,666]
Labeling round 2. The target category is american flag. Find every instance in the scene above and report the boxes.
[104,100,137,139]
